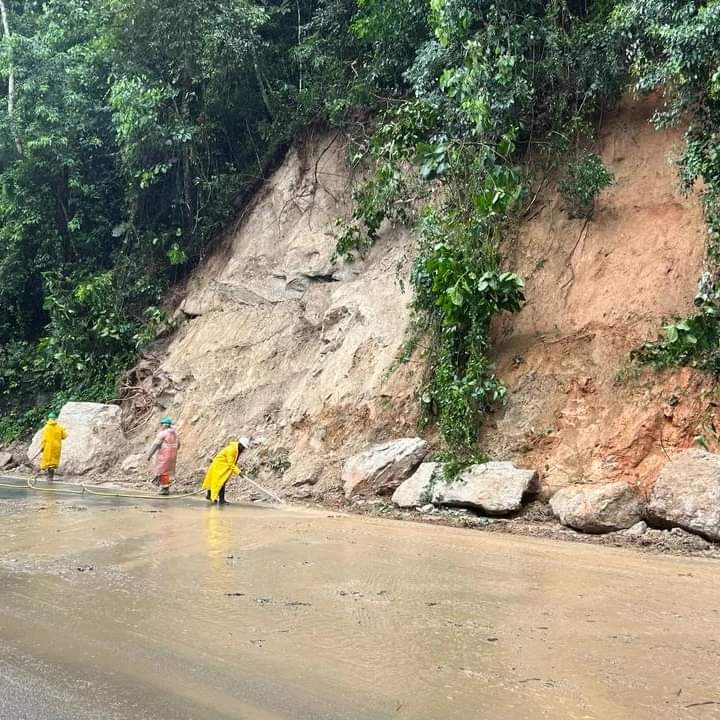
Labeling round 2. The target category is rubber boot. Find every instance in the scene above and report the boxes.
[47,468,55,483]
[218,484,228,505]
[206,490,211,502]
[160,486,170,496]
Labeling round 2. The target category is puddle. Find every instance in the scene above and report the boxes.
[1,497,719,719]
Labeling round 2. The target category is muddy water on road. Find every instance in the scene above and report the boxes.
[1,495,719,720]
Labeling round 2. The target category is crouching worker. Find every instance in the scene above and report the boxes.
[202,437,250,505]
[40,412,68,481]
[147,417,179,496]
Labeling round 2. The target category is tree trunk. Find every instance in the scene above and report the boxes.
[296,0,303,92]
[0,0,22,156]
[180,90,193,243]
[252,48,273,119]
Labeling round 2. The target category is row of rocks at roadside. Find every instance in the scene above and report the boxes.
[342,440,720,544]
[343,438,537,516]
[550,449,720,542]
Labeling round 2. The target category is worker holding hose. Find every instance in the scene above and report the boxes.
[147,417,180,496]
[40,412,68,482]
[202,437,250,505]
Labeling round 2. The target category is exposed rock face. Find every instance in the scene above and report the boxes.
[29,403,123,476]
[343,438,428,498]
[0,452,14,469]
[392,463,438,508]
[121,134,421,498]
[432,462,536,515]
[550,482,644,534]
[646,449,720,541]
[119,100,710,501]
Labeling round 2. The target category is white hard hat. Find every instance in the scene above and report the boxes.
[239,437,251,449]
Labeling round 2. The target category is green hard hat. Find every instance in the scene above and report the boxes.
[160,416,173,426]
[48,411,58,419]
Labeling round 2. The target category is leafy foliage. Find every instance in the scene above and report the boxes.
[559,152,614,218]
[333,0,626,452]
[0,0,313,434]
[634,278,720,373]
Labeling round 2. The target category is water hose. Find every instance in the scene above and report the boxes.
[81,484,206,500]
[0,475,207,501]
[0,474,284,504]
[240,474,286,505]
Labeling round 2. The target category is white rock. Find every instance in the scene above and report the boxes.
[623,521,648,537]
[550,482,644,534]
[392,463,438,508]
[28,402,123,476]
[0,452,13,469]
[647,449,720,541]
[432,462,537,515]
[342,438,428,498]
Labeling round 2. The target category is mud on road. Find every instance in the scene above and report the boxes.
[1,494,719,719]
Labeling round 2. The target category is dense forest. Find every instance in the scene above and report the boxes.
[0,0,719,453]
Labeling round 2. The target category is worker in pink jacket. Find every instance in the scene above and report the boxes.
[147,417,180,495]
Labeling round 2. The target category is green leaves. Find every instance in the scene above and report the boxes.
[559,152,614,218]
[0,0,312,434]
[635,298,720,371]
[416,142,449,180]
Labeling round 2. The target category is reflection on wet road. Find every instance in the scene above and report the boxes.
[1,494,719,719]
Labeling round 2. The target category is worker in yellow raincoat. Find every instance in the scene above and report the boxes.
[40,412,68,481]
[202,437,250,505]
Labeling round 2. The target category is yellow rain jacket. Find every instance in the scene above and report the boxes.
[202,441,241,502]
[40,420,68,470]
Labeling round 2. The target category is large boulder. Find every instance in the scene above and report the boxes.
[646,449,720,542]
[392,463,439,508]
[28,402,123,476]
[550,482,643,534]
[432,462,537,516]
[343,438,428,498]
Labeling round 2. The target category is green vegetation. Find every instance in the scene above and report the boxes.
[559,152,614,218]
[330,0,627,453]
[0,0,315,434]
[1,0,718,452]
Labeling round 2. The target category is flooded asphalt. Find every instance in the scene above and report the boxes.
[1,485,719,720]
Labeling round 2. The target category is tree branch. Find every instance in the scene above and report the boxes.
[0,0,22,156]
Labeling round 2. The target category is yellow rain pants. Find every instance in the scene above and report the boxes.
[40,420,68,470]
[202,441,241,502]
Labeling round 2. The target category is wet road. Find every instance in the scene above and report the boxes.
[1,490,719,719]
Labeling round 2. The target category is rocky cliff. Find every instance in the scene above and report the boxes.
[121,133,421,500]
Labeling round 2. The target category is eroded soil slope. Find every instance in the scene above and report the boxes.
[484,96,717,496]
[124,96,719,502]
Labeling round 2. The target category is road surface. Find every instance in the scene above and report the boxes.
[1,489,719,719]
